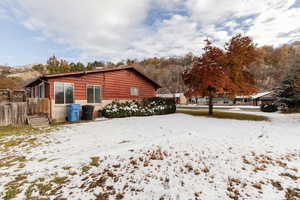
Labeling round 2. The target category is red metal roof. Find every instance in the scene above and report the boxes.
[25,66,161,88]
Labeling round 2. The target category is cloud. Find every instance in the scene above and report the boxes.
[186,0,295,24]
[247,3,300,45]
[1,0,300,63]
[131,15,206,58]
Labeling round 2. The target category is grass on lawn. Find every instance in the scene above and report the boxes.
[177,109,269,121]
[0,125,59,139]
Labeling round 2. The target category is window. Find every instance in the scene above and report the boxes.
[55,82,74,104]
[130,87,139,96]
[38,83,45,98]
[87,85,101,103]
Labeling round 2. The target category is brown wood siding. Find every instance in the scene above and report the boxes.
[47,69,156,100]
[45,83,50,98]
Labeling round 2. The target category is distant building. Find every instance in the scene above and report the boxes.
[184,91,276,106]
[251,91,276,106]
[157,93,187,104]
[234,91,276,106]
[234,95,252,105]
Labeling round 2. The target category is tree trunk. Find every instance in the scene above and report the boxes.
[208,93,213,115]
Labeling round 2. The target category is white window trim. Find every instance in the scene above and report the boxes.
[130,87,139,96]
[86,85,102,104]
[54,82,75,104]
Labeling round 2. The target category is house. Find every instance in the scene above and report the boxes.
[251,91,276,106]
[25,66,161,122]
[189,96,233,105]
[233,91,276,106]
[156,93,187,104]
[233,95,252,105]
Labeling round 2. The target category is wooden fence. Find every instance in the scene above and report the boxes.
[0,102,28,126]
[0,98,50,126]
[27,98,50,116]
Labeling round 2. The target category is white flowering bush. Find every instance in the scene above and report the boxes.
[102,97,176,118]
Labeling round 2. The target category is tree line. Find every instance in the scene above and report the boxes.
[1,36,300,110]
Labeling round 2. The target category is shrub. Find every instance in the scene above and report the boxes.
[143,97,176,115]
[260,104,278,112]
[102,97,176,118]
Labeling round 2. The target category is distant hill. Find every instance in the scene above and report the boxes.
[0,64,42,89]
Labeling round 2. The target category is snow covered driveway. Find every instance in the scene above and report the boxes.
[1,113,300,199]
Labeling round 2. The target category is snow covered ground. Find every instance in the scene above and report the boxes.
[1,112,300,199]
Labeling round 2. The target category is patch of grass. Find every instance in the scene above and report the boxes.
[51,176,68,185]
[24,184,35,199]
[3,174,29,200]
[81,165,91,173]
[177,109,269,121]
[36,183,53,195]
[62,166,72,170]
[90,157,101,167]
[38,158,47,162]
[0,125,59,139]
[3,185,22,200]
[239,108,261,112]
[0,155,27,168]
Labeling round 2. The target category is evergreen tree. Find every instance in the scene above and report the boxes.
[276,57,300,108]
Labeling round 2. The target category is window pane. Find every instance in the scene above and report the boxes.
[135,88,139,96]
[95,86,101,103]
[39,84,45,98]
[131,87,139,96]
[55,83,64,104]
[87,86,94,103]
[65,83,74,104]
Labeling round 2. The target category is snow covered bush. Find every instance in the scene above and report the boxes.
[143,97,176,115]
[260,104,278,112]
[102,97,176,118]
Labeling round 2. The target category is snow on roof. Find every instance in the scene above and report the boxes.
[235,91,273,99]
[235,95,251,99]
[251,91,273,99]
[156,93,184,98]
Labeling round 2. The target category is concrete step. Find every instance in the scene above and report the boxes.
[28,115,50,128]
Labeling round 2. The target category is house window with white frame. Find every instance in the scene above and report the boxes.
[38,83,45,98]
[87,85,101,103]
[54,82,74,104]
[130,87,139,96]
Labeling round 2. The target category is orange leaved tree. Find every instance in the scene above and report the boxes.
[183,34,258,115]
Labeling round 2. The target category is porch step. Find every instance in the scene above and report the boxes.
[27,115,50,128]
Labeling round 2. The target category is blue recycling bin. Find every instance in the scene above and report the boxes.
[67,104,80,122]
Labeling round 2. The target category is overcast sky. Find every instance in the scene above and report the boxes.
[1,0,300,66]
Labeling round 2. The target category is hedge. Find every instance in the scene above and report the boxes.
[102,97,176,118]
